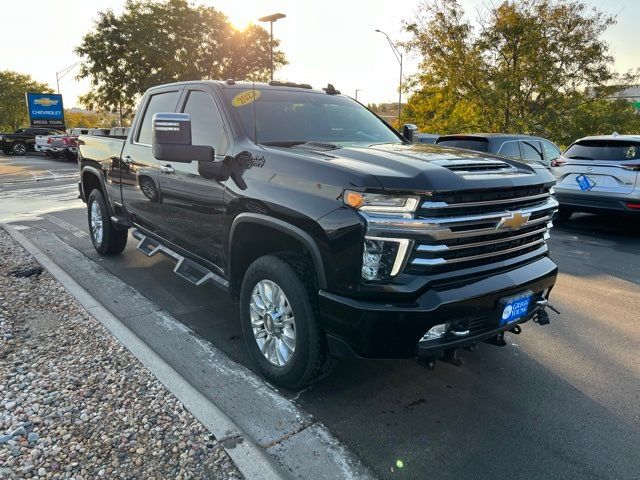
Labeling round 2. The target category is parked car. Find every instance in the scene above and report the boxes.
[0,127,63,155]
[434,133,561,168]
[78,80,559,388]
[552,134,640,221]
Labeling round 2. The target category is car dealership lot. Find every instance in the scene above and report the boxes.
[1,154,639,479]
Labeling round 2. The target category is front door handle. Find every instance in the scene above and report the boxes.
[122,156,133,165]
[160,165,175,174]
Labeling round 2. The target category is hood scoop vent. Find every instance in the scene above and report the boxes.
[432,158,518,175]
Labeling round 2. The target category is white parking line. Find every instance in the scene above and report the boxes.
[44,214,88,238]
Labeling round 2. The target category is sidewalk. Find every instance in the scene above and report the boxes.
[0,228,242,479]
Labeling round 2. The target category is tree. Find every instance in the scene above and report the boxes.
[0,71,53,132]
[75,0,286,121]
[402,0,639,145]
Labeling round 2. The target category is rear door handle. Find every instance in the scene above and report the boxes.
[160,165,175,174]
[122,156,133,165]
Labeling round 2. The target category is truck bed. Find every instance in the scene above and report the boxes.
[78,134,126,163]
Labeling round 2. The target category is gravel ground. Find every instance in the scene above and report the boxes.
[0,228,242,479]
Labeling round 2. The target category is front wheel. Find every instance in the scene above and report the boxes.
[87,189,128,255]
[239,254,333,389]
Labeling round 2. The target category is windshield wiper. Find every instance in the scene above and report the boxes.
[260,140,341,151]
[260,141,307,147]
[568,155,594,160]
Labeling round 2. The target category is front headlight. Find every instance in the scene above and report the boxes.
[361,237,411,281]
[343,190,419,213]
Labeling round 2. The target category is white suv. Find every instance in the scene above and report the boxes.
[552,134,640,221]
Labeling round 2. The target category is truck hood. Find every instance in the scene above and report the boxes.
[316,142,554,192]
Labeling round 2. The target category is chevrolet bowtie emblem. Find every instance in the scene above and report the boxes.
[34,98,59,107]
[497,211,530,230]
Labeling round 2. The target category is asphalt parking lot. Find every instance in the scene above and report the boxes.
[2,154,639,480]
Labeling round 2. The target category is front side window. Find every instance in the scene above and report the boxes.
[496,140,521,159]
[520,140,544,162]
[542,141,561,161]
[183,91,229,155]
[137,91,180,145]
[224,88,401,145]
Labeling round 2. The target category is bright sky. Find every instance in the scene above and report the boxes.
[1,0,638,108]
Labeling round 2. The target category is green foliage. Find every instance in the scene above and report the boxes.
[402,0,639,145]
[75,0,286,118]
[0,71,53,132]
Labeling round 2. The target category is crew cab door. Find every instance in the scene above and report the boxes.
[120,88,181,234]
[154,88,230,268]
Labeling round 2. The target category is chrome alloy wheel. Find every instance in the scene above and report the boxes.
[249,280,296,367]
[90,201,104,246]
[13,143,26,155]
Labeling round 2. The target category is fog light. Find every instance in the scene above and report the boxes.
[420,323,448,342]
[362,237,411,281]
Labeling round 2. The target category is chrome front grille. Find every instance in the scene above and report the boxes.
[361,185,557,277]
[408,186,556,273]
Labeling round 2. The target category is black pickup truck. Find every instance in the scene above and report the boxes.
[78,80,559,388]
[0,127,63,155]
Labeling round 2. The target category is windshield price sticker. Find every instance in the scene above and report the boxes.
[232,90,261,107]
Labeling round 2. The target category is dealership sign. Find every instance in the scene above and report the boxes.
[25,93,65,128]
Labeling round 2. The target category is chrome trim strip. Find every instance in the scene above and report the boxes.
[420,192,550,209]
[411,238,547,266]
[363,197,558,232]
[416,226,548,253]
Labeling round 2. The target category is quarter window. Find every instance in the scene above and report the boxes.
[136,91,180,145]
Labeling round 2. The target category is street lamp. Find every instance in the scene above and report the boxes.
[375,29,403,126]
[355,89,362,101]
[258,13,286,82]
[56,62,81,94]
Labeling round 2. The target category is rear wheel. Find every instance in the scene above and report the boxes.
[239,254,332,389]
[12,143,26,156]
[87,189,128,255]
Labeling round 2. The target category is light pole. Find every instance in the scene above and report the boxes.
[258,13,286,82]
[375,29,403,126]
[56,62,81,94]
[355,89,361,101]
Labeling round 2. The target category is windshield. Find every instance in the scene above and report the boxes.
[224,88,401,145]
[564,140,640,161]
[435,137,489,152]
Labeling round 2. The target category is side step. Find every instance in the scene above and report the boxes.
[131,228,229,289]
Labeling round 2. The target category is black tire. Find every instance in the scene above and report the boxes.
[555,208,572,224]
[87,189,128,255]
[239,253,333,389]
[12,143,26,156]
[51,152,61,159]
[65,150,77,161]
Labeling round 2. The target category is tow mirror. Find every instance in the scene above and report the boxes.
[152,112,214,163]
[402,124,418,143]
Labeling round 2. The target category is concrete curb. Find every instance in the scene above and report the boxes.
[3,223,375,480]
[3,224,285,480]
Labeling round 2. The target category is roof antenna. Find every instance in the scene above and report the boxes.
[252,80,258,145]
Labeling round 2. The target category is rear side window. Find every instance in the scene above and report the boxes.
[496,141,521,159]
[435,137,489,152]
[137,91,180,145]
[564,140,640,161]
[520,140,544,162]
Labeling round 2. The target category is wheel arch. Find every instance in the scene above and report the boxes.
[81,166,115,217]
[228,213,328,296]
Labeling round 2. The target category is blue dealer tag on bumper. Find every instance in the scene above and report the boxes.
[500,291,533,325]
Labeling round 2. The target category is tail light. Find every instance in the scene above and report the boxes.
[622,163,640,171]
[47,137,53,144]
[626,203,640,210]
[62,137,69,146]
[551,158,567,167]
